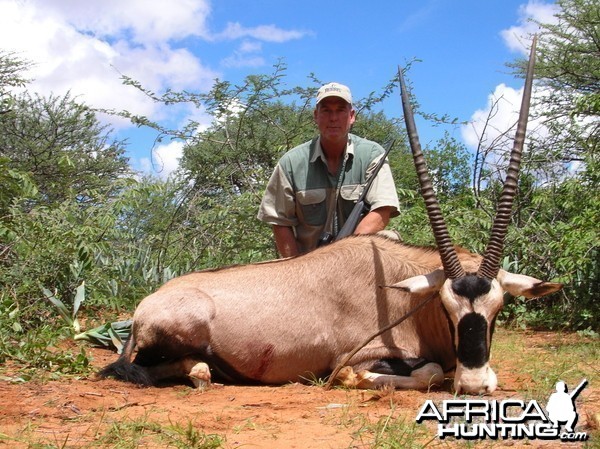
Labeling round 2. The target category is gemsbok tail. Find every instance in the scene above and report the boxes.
[97,329,153,386]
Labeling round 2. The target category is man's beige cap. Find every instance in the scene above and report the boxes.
[316,82,352,105]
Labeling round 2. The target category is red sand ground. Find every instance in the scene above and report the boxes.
[0,330,598,448]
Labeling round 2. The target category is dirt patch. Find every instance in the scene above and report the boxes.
[0,330,598,448]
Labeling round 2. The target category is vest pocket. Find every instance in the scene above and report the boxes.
[340,184,363,202]
[297,189,327,226]
[340,184,364,217]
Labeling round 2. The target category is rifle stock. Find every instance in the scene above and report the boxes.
[334,140,395,241]
[336,200,367,240]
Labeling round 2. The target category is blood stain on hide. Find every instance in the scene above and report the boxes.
[251,344,275,380]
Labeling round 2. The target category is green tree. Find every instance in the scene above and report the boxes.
[0,54,138,342]
[516,0,600,169]
[0,92,131,206]
[499,0,600,330]
[0,53,35,216]
[0,51,31,116]
[423,133,472,199]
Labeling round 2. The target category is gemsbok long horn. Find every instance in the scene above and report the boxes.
[398,67,465,279]
[477,35,538,280]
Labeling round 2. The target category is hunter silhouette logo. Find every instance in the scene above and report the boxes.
[546,379,587,433]
[416,378,589,442]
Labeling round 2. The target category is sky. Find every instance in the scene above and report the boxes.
[0,0,559,178]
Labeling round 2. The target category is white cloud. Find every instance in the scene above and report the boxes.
[0,0,308,120]
[221,40,265,68]
[34,0,212,44]
[0,0,309,175]
[461,1,560,166]
[0,0,218,128]
[140,140,185,179]
[462,84,523,150]
[461,82,552,174]
[501,0,559,54]
[239,41,263,53]
[217,22,308,42]
[396,2,436,33]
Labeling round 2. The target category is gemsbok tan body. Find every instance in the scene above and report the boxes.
[100,37,562,394]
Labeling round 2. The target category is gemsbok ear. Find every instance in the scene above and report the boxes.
[497,270,563,299]
[383,269,446,294]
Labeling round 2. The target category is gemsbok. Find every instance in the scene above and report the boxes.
[100,36,561,394]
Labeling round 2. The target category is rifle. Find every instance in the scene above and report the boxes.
[334,139,396,241]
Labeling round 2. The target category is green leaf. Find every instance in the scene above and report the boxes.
[107,326,124,354]
[42,288,73,327]
[72,281,85,332]
[74,320,132,353]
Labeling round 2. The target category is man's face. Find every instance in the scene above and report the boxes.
[314,97,355,143]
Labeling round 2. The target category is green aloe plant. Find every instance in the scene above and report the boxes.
[43,281,132,353]
[74,319,132,354]
[42,281,85,333]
